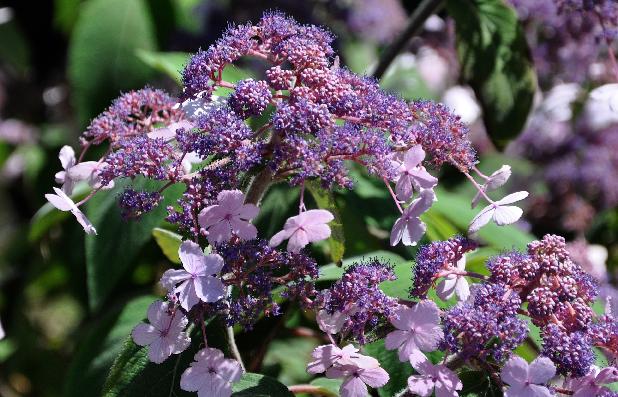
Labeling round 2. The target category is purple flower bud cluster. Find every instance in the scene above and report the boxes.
[213,238,318,329]
[316,260,397,344]
[542,323,595,377]
[556,0,618,40]
[442,283,528,361]
[118,189,162,220]
[411,236,477,298]
[83,88,184,145]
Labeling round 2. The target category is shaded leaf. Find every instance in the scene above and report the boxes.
[309,378,342,397]
[447,0,536,148]
[152,227,182,264]
[136,50,189,85]
[459,370,502,397]
[232,373,294,397]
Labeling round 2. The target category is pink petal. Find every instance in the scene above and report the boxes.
[454,277,470,301]
[501,355,529,386]
[596,367,618,384]
[403,145,425,169]
[471,190,484,209]
[169,331,191,355]
[55,170,66,184]
[180,366,208,392]
[527,384,553,397]
[359,366,389,388]
[218,357,243,383]
[573,385,602,397]
[413,323,442,352]
[207,221,232,244]
[71,207,97,235]
[436,365,462,392]
[407,189,435,218]
[395,175,414,202]
[308,344,340,374]
[229,218,257,240]
[495,191,528,205]
[46,188,74,211]
[132,323,158,346]
[397,336,421,362]
[194,276,225,303]
[468,205,494,234]
[160,269,191,291]
[340,375,368,397]
[390,216,406,246]
[202,254,224,275]
[179,241,207,274]
[410,300,441,328]
[504,384,529,397]
[198,205,226,227]
[436,277,457,301]
[287,229,309,252]
[58,146,75,169]
[401,218,426,246]
[147,337,173,364]
[238,203,259,220]
[269,228,294,248]
[298,209,334,226]
[317,310,348,334]
[493,205,523,226]
[67,161,98,180]
[390,306,415,330]
[486,165,511,190]
[409,351,434,375]
[217,190,245,212]
[384,329,409,350]
[409,168,438,190]
[146,300,168,329]
[168,311,189,334]
[407,374,435,397]
[528,356,556,384]
[306,223,332,243]
[177,279,200,311]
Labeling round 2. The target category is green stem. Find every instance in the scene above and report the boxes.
[371,0,445,79]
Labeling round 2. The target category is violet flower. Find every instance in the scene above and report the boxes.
[394,145,438,202]
[326,364,389,397]
[471,165,512,208]
[45,187,97,235]
[307,344,379,375]
[468,191,528,234]
[436,255,470,302]
[198,189,259,245]
[407,351,462,397]
[500,355,555,397]
[567,366,618,397]
[390,189,435,246]
[180,347,243,397]
[269,209,334,253]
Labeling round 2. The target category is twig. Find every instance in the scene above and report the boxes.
[371,0,445,79]
[288,385,332,396]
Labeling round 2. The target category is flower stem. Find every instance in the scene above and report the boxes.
[372,0,445,79]
[288,385,332,396]
[245,167,274,205]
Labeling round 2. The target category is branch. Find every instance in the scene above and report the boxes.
[371,0,445,80]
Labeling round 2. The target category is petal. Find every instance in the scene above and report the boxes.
[409,351,434,375]
[218,357,243,383]
[160,269,191,291]
[287,229,309,252]
[409,168,438,190]
[147,300,169,328]
[132,323,159,346]
[413,324,442,352]
[147,337,172,364]
[527,384,553,397]
[340,376,369,397]
[168,311,189,334]
[470,190,484,209]
[45,191,74,212]
[179,240,207,274]
[397,338,421,362]
[238,203,259,220]
[147,126,175,140]
[468,205,494,234]
[395,176,414,202]
[403,145,426,169]
[317,310,348,334]
[384,329,409,350]
[202,254,224,275]
[454,278,470,302]
[407,375,435,397]
[504,384,529,397]
[71,207,98,235]
[177,279,200,311]
[486,165,511,190]
[269,228,293,248]
[300,209,335,226]
[407,189,435,217]
[306,223,332,243]
[180,366,207,392]
[207,221,232,245]
[390,217,405,246]
[492,205,523,226]
[359,367,389,388]
[436,277,457,301]
[67,161,98,180]
[58,145,75,169]
[495,191,528,205]
[55,170,66,184]
[390,306,415,330]
[501,355,529,386]
[411,300,441,327]
[401,218,426,246]
[528,356,556,384]
[229,218,258,241]
[198,205,225,228]
[194,276,225,303]
[436,365,463,392]
[596,367,618,384]
[0,318,4,340]
[217,190,245,212]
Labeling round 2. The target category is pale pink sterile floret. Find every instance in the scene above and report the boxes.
[500,355,556,397]
[180,347,243,397]
[317,309,349,335]
[307,344,379,375]
[436,255,470,302]
[384,300,442,362]
[198,189,259,245]
[269,209,334,253]
[160,240,225,311]
[566,365,618,397]
[471,165,511,208]
[394,145,438,202]
[55,145,113,194]
[468,191,528,234]
[131,300,191,364]
[390,189,435,246]
[326,364,389,397]
[45,187,97,235]
[407,351,462,397]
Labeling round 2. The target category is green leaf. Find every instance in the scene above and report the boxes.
[232,373,294,397]
[64,295,156,397]
[364,339,415,397]
[431,188,534,251]
[152,227,182,263]
[262,338,317,385]
[85,179,184,310]
[447,0,536,148]
[309,378,341,396]
[136,49,189,85]
[68,0,156,125]
[458,370,502,396]
[306,181,346,264]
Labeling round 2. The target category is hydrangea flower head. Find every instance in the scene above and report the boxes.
[384,300,442,362]
[180,347,243,397]
[407,351,462,397]
[500,355,556,397]
[269,209,334,253]
[131,300,191,364]
[160,240,225,310]
[45,187,97,235]
[198,189,259,245]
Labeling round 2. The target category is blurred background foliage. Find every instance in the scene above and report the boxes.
[0,0,615,396]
